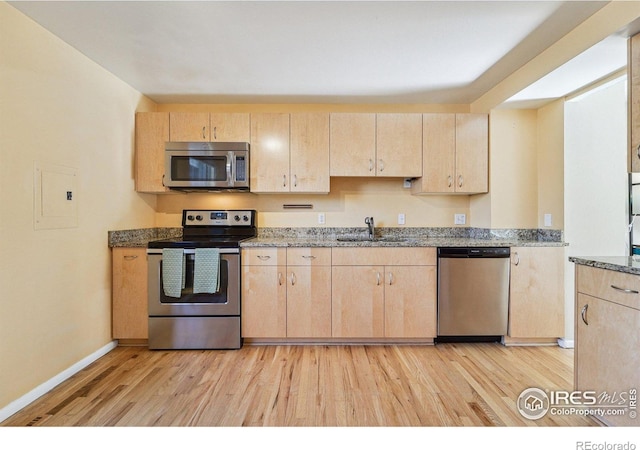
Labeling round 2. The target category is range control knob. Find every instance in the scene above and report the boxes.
[187,215,194,221]
[243,215,249,222]
[234,215,241,222]
[195,215,203,221]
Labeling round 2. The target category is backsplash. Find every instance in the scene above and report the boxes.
[257,227,563,242]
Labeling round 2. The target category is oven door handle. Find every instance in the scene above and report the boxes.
[147,248,239,255]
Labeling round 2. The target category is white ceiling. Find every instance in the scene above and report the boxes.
[7,0,633,106]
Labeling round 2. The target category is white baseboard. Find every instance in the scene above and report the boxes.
[558,338,575,349]
[0,340,117,423]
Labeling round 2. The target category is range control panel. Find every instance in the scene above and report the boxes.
[182,210,255,227]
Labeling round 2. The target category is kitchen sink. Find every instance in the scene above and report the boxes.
[336,236,408,243]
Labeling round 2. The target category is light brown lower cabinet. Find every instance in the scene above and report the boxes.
[241,248,287,338]
[241,246,437,341]
[507,246,564,343]
[575,265,640,427]
[112,247,148,340]
[331,247,437,339]
[241,247,331,338]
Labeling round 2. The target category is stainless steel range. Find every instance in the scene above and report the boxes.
[146,209,256,350]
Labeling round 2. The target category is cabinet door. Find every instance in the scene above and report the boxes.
[329,113,376,177]
[250,113,290,193]
[576,293,640,426]
[169,112,210,141]
[455,113,488,193]
[135,112,170,193]
[630,33,640,172]
[332,266,384,337]
[376,113,422,177]
[210,113,250,142]
[413,113,456,194]
[290,113,330,193]
[509,247,564,339]
[384,266,436,338]
[287,266,332,338]
[241,265,287,338]
[112,248,148,339]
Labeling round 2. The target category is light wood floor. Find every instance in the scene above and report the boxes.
[1,343,598,427]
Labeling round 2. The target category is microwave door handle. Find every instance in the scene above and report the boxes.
[227,152,234,187]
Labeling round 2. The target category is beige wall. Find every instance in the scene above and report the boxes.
[156,177,470,228]
[537,99,565,229]
[471,106,564,231]
[0,3,157,410]
[486,109,540,228]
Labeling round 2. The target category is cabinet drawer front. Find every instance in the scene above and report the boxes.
[287,247,331,266]
[331,247,436,266]
[241,248,286,266]
[576,265,640,310]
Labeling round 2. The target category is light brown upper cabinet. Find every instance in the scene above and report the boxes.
[376,113,423,177]
[169,112,210,141]
[330,113,376,177]
[210,113,250,142]
[330,113,422,177]
[629,33,640,172]
[289,113,330,193]
[169,112,250,142]
[250,113,330,193]
[135,112,171,193]
[412,113,488,195]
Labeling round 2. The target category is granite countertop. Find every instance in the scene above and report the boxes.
[240,236,565,248]
[108,227,182,248]
[569,256,640,276]
[109,226,565,249]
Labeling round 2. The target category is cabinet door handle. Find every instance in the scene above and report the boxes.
[290,272,296,286]
[458,175,464,188]
[379,159,385,172]
[293,174,297,188]
[369,159,374,172]
[513,252,519,266]
[124,255,138,260]
[581,304,589,325]
[278,272,283,286]
[283,175,287,187]
[302,255,316,260]
[213,126,217,140]
[636,143,640,160]
[376,272,381,286]
[202,126,206,140]
[257,255,271,261]
[610,285,639,294]
[388,272,394,285]
[447,175,452,187]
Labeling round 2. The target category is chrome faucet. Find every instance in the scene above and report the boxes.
[365,216,375,240]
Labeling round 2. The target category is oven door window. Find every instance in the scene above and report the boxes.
[170,155,229,182]
[160,255,229,304]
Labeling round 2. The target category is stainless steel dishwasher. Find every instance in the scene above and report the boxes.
[437,247,510,340]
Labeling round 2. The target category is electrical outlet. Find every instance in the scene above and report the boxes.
[398,213,405,225]
[403,178,412,189]
[318,213,326,225]
[454,213,466,225]
[544,213,552,227]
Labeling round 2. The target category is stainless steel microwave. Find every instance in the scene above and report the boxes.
[164,142,250,191]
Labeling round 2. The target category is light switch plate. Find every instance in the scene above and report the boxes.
[544,213,552,227]
[398,213,405,225]
[318,213,326,225]
[454,213,466,225]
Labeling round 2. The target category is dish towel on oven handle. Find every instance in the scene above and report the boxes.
[162,248,186,298]
[193,248,220,294]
